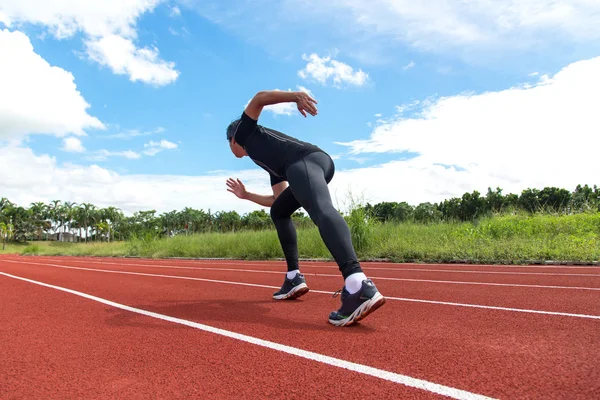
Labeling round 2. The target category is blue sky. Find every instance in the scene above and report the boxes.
[1,0,600,214]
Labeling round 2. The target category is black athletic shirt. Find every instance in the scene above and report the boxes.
[232,111,325,186]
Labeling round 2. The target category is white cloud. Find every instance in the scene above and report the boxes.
[296,85,313,95]
[104,127,165,140]
[0,0,161,38]
[403,61,415,70]
[85,35,179,86]
[83,139,177,160]
[298,53,369,88]
[158,140,178,149]
[86,149,142,161]
[298,0,600,52]
[143,139,179,156]
[0,145,277,215]
[188,0,600,65]
[170,6,181,17]
[332,56,600,205]
[0,29,104,142]
[244,86,315,116]
[0,0,178,85]
[62,137,85,153]
[347,156,369,165]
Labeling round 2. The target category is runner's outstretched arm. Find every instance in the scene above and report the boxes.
[226,178,287,208]
[245,90,318,119]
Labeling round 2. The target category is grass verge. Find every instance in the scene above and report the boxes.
[8,212,600,264]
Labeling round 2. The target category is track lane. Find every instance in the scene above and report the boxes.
[0,273,442,400]
[19,255,600,288]
[20,255,600,274]
[8,256,600,316]
[2,258,599,399]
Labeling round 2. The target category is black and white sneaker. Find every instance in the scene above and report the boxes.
[328,279,385,327]
[273,273,309,300]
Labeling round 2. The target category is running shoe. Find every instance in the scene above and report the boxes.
[273,273,309,300]
[328,279,385,326]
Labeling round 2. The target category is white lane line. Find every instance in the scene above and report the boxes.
[2,259,280,290]
[388,297,600,320]
[4,259,600,320]
[165,259,600,270]
[0,271,496,400]
[69,257,600,270]
[37,256,600,277]
[32,258,600,291]
[31,254,600,270]
[185,263,600,277]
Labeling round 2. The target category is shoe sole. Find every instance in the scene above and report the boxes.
[328,292,386,327]
[272,283,309,300]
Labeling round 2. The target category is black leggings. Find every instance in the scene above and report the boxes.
[270,152,363,279]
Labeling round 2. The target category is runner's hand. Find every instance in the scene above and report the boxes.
[226,178,248,199]
[295,92,318,117]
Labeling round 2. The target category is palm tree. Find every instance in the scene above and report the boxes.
[89,207,103,241]
[0,221,14,250]
[29,202,48,240]
[0,197,14,224]
[63,201,77,242]
[103,206,122,242]
[48,200,62,239]
[79,203,96,242]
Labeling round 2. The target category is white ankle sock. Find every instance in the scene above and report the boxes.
[287,270,300,279]
[345,272,367,294]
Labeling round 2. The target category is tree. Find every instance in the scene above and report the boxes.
[485,187,505,213]
[571,184,599,212]
[29,202,48,240]
[414,202,443,223]
[79,203,96,242]
[518,188,540,213]
[103,206,122,242]
[242,210,271,230]
[4,206,31,242]
[538,187,571,213]
[214,210,241,232]
[393,202,414,222]
[0,197,14,224]
[438,197,461,221]
[0,222,14,250]
[371,202,398,222]
[459,190,488,221]
[63,201,77,241]
[48,200,62,238]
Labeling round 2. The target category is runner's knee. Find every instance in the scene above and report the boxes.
[307,199,339,226]
[270,201,291,221]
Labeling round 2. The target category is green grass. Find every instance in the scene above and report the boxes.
[9,212,600,264]
[0,241,30,254]
[364,214,600,263]
[15,240,128,257]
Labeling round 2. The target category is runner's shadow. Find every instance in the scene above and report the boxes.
[103,298,377,334]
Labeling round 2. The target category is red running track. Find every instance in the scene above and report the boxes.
[1,255,600,399]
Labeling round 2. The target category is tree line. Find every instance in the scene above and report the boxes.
[0,198,313,244]
[1,184,598,244]
[362,184,599,223]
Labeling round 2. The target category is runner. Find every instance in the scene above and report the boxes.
[225,89,385,327]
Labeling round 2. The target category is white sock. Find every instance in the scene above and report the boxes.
[345,272,367,294]
[287,269,300,279]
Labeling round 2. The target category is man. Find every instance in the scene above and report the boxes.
[225,89,385,327]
